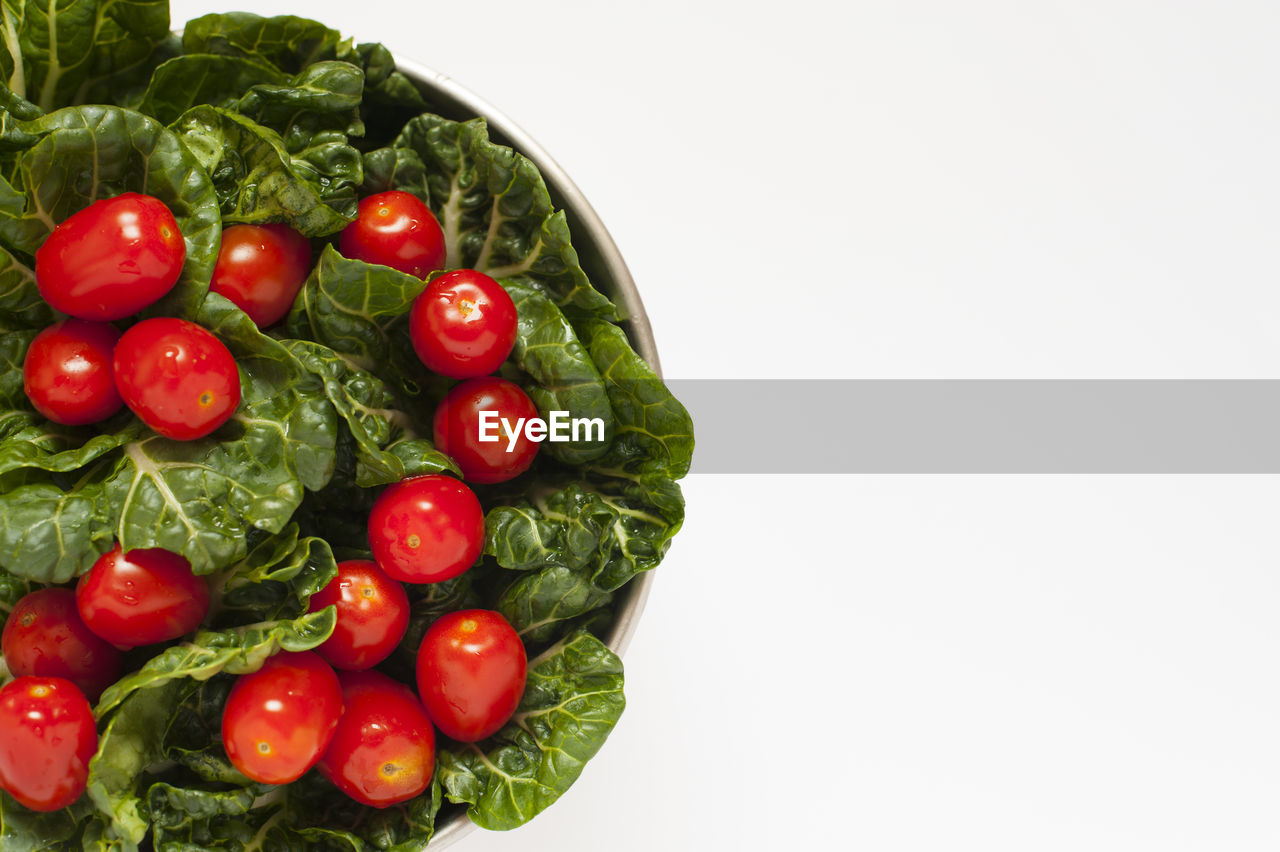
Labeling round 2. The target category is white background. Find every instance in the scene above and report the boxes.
[174,1,1280,849]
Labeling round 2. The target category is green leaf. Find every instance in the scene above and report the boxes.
[437,630,625,830]
[283,336,457,486]
[180,13,350,75]
[206,525,338,623]
[172,105,358,237]
[235,60,364,154]
[0,793,93,852]
[390,114,615,319]
[137,54,288,125]
[283,244,428,374]
[0,479,115,582]
[87,678,198,848]
[581,318,695,482]
[0,243,50,328]
[0,0,170,113]
[497,563,613,643]
[285,773,441,852]
[94,608,337,718]
[0,105,221,316]
[503,281,614,464]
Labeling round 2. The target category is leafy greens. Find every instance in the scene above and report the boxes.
[0,4,692,849]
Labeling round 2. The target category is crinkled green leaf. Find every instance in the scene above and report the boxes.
[391,113,615,318]
[0,243,51,327]
[172,105,358,237]
[0,0,170,112]
[283,336,456,486]
[0,478,115,582]
[283,244,428,373]
[0,793,93,852]
[437,630,625,830]
[137,53,287,125]
[180,12,350,74]
[235,60,364,154]
[503,281,614,464]
[206,524,337,623]
[94,607,336,718]
[88,678,198,849]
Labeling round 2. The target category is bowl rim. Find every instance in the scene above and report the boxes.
[391,58,661,849]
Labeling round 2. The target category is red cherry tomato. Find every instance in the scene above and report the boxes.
[112,317,241,440]
[317,670,435,807]
[75,544,210,648]
[366,475,485,585]
[35,192,185,321]
[307,560,410,671]
[338,191,445,279]
[0,677,97,811]
[21,319,123,425]
[222,651,343,785]
[432,377,540,484]
[210,223,312,328]
[408,269,517,379]
[416,610,527,742]
[1,588,122,702]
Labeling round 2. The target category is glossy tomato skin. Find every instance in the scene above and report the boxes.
[112,317,241,440]
[408,270,517,379]
[75,545,210,648]
[338,191,445,278]
[416,609,527,743]
[35,192,185,321]
[432,377,540,484]
[307,560,410,671]
[1,588,122,702]
[367,475,485,585]
[22,319,124,425]
[210,223,312,328]
[318,670,435,807]
[222,651,343,785]
[0,677,97,811]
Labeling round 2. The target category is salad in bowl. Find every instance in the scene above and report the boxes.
[0,3,692,849]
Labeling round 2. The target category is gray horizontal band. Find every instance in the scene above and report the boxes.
[665,380,1280,473]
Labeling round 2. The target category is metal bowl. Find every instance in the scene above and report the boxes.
[392,59,660,849]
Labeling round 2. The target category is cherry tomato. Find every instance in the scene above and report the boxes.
[75,545,209,648]
[222,651,343,785]
[408,269,517,379]
[367,475,484,585]
[432,377,540,484]
[112,317,241,440]
[338,191,445,278]
[416,609,527,743]
[35,192,185,321]
[22,319,123,425]
[317,670,435,807]
[0,677,97,811]
[307,560,410,671]
[1,588,122,702]
[210,223,312,328]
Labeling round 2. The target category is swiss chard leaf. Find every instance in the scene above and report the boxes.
[0,105,221,316]
[0,563,35,636]
[235,60,364,154]
[503,281,614,464]
[0,0,170,112]
[0,478,116,582]
[94,607,336,718]
[0,793,93,852]
[389,113,615,319]
[0,244,51,327]
[173,105,358,237]
[137,53,288,125]
[181,13,350,74]
[206,524,337,624]
[88,678,198,849]
[282,336,457,486]
[437,630,625,830]
[283,244,428,375]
